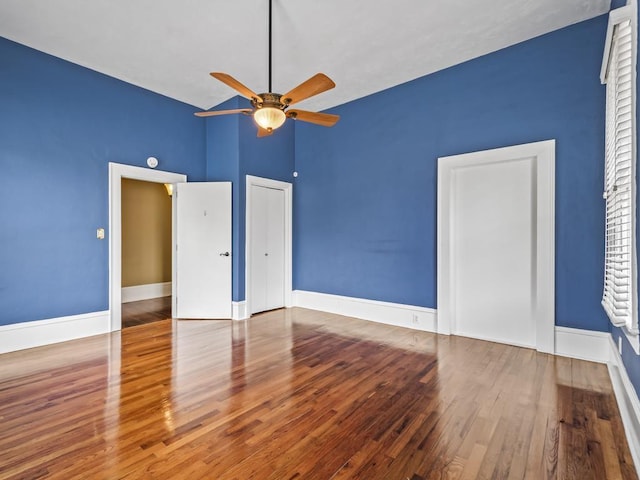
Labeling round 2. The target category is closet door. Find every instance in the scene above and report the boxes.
[265,187,285,310]
[250,185,285,314]
[437,140,555,352]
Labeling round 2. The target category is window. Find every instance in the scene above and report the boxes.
[601,5,638,337]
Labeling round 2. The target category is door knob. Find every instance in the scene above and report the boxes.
[220,252,230,257]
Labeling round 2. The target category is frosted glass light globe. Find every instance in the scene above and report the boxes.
[254,107,286,131]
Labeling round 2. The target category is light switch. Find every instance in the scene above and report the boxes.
[97,228,105,240]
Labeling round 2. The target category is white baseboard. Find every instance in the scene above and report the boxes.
[554,326,612,363]
[607,336,640,471]
[122,282,171,303]
[291,295,612,358]
[0,311,111,354]
[232,301,248,320]
[292,290,437,332]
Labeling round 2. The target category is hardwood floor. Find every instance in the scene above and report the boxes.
[0,308,636,479]
[122,296,172,328]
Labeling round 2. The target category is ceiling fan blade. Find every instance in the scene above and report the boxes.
[257,127,274,138]
[194,108,252,117]
[281,73,336,106]
[286,109,340,127]
[210,72,260,101]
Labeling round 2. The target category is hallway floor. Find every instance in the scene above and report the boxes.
[122,296,171,328]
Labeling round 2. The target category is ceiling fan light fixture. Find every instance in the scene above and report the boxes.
[254,107,286,131]
[194,0,339,134]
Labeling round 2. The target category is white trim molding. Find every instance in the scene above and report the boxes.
[293,290,437,332]
[122,282,172,303]
[109,162,186,332]
[554,326,612,363]
[608,336,640,470]
[245,175,293,316]
[0,311,110,354]
[232,301,248,321]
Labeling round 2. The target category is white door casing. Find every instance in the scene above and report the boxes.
[245,175,293,317]
[437,140,555,353]
[108,162,186,331]
[175,182,232,319]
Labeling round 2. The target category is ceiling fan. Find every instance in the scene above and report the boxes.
[195,0,340,137]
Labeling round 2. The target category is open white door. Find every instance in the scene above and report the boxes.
[175,182,232,319]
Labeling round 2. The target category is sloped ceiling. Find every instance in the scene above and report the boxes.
[0,0,610,112]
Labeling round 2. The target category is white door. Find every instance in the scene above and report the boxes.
[437,140,555,353]
[250,185,285,314]
[175,182,232,319]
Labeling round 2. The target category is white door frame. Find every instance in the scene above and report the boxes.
[437,140,555,353]
[245,175,293,317]
[108,162,186,331]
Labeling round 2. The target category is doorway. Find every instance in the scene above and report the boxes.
[109,163,186,331]
[437,140,555,353]
[245,175,293,316]
[121,178,173,328]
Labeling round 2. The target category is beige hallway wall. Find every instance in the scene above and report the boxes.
[121,179,172,287]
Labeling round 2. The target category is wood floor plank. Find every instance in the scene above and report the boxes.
[0,307,636,479]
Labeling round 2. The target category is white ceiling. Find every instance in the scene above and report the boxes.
[0,0,610,112]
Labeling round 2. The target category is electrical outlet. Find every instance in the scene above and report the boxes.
[619,336,623,355]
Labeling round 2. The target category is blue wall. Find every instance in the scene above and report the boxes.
[0,37,206,325]
[294,16,610,332]
[205,97,295,301]
[0,13,624,344]
[204,97,243,300]
[610,0,628,10]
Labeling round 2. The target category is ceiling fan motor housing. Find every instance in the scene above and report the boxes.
[253,92,285,110]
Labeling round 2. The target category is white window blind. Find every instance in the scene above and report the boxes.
[602,17,638,334]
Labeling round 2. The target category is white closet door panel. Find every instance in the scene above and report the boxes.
[249,184,286,314]
[250,185,269,314]
[266,188,285,310]
[453,157,536,348]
